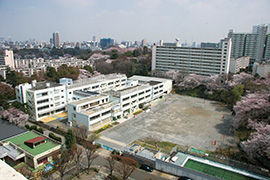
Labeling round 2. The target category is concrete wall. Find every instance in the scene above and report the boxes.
[155,159,219,180]
[123,153,155,168]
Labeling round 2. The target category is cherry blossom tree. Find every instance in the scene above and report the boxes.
[228,72,254,88]
[233,91,270,129]
[243,124,270,159]
[0,107,28,126]
[178,74,207,89]
[165,70,178,80]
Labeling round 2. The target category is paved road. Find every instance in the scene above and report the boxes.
[88,153,176,180]
[52,148,177,180]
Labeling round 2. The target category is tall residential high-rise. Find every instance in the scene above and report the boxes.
[255,25,268,60]
[49,38,53,45]
[141,39,147,47]
[53,32,60,48]
[264,34,270,60]
[0,50,14,68]
[228,24,269,63]
[228,30,246,58]
[152,38,232,76]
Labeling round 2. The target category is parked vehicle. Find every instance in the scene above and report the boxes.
[178,176,192,180]
[140,164,153,172]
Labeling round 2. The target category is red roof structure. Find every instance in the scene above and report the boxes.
[24,137,46,148]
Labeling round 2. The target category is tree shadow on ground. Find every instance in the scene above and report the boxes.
[214,115,234,136]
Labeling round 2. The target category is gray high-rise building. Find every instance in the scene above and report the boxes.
[228,24,269,63]
[100,38,114,49]
[228,30,246,58]
[53,32,60,48]
[264,34,270,60]
[141,39,147,47]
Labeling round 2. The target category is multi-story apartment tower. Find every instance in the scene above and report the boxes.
[264,34,270,60]
[228,30,246,58]
[53,32,60,48]
[0,50,14,68]
[141,39,147,47]
[152,38,232,76]
[228,24,269,63]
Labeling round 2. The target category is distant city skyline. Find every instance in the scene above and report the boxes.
[0,0,270,44]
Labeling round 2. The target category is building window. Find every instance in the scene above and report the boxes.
[123,97,129,101]
[37,105,49,111]
[36,92,48,97]
[131,94,137,98]
[37,99,49,104]
[38,157,48,165]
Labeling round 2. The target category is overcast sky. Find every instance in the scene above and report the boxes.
[0,0,269,44]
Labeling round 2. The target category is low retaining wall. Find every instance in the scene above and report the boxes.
[155,159,219,180]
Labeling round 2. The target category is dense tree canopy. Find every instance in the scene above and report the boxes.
[45,65,79,82]
[110,50,120,59]
[6,70,29,88]
[95,54,151,77]
[65,129,76,149]
[83,65,94,74]
[0,82,15,101]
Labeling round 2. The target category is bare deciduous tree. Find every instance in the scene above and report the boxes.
[73,124,88,140]
[83,142,98,174]
[53,150,71,180]
[70,144,83,177]
[116,156,138,180]
[88,132,100,143]
[105,153,116,176]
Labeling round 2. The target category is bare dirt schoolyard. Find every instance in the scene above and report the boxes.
[101,94,236,151]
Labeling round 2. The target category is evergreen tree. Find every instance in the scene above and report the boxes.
[65,129,76,149]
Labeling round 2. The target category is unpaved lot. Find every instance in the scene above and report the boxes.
[101,94,236,151]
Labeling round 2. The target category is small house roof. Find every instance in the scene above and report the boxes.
[25,137,46,144]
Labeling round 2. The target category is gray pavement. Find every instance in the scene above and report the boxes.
[101,94,236,151]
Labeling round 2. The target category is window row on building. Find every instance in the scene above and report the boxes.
[152,38,232,76]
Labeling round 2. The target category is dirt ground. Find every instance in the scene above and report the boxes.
[101,94,236,151]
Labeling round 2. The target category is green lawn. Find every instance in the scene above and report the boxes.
[184,159,256,180]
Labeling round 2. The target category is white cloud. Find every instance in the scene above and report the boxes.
[137,0,162,9]
[54,0,95,9]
